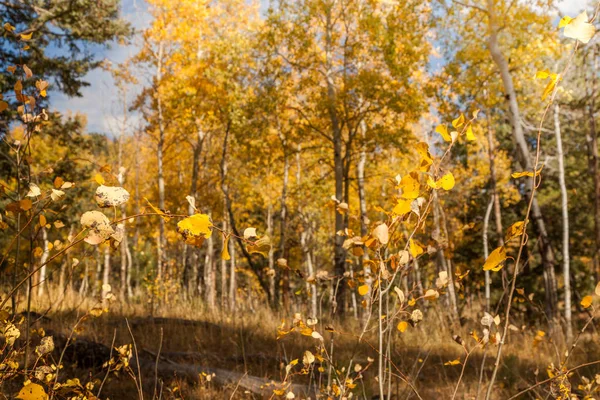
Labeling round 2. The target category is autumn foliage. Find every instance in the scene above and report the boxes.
[1,0,600,399]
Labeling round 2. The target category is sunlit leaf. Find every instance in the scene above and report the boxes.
[505,221,525,242]
[358,285,369,296]
[95,185,130,208]
[244,227,257,239]
[435,124,451,142]
[80,211,114,245]
[177,214,213,248]
[372,223,389,245]
[247,236,271,257]
[581,295,593,309]
[399,173,420,199]
[397,321,408,333]
[452,113,465,129]
[439,172,455,190]
[444,359,461,366]
[222,235,231,260]
[409,239,423,258]
[483,246,507,272]
[27,183,41,197]
[558,16,573,29]
[563,11,595,44]
[16,383,47,400]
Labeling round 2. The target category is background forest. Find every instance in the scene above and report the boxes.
[1,0,600,399]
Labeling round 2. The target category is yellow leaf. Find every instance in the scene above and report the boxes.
[483,247,507,272]
[452,113,465,129]
[393,199,412,215]
[358,285,369,296]
[465,125,475,141]
[535,70,551,79]
[177,214,213,248]
[144,197,170,222]
[415,142,433,172]
[438,172,455,191]
[511,168,542,179]
[222,235,231,260]
[246,236,271,257]
[563,11,596,44]
[16,383,47,400]
[581,295,593,309]
[4,23,15,32]
[444,359,461,366]
[399,173,419,199]
[397,321,408,333]
[427,175,439,189]
[20,32,33,41]
[409,239,423,258]
[505,221,525,242]
[558,16,573,29]
[435,124,452,142]
[94,173,105,185]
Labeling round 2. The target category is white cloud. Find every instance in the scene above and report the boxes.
[557,0,589,16]
[50,0,150,137]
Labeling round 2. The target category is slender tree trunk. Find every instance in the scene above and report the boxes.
[483,197,494,312]
[95,247,102,296]
[357,120,372,319]
[554,103,573,342]
[102,245,111,298]
[205,234,215,309]
[279,131,290,311]
[37,227,49,297]
[434,192,459,321]
[79,260,89,297]
[156,41,167,279]
[221,214,228,308]
[325,10,346,315]
[486,1,557,319]
[586,48,600,279]
[133,128,141,289]
[267,204,276,306]
[229,232,236,311]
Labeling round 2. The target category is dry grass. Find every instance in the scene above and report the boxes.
[6,288,598,399]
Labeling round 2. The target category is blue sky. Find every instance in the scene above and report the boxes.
[50,0,589,136]
[49,0,151,136]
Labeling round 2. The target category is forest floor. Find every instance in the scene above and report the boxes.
[15,292,600,399]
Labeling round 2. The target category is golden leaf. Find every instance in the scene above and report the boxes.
[439,172,455,190]
[247,236,271,257]
[358,285,369,296]
[409,239,423,258]
[483,247,507,272]
[397,321,408,333]
[221,235,231,260]
[435,124,451,142]
[177,214,213,248]
[16,383,47,400]
[505,221,525,242]
[452,113,465,129]
[581,295,593,309]
[444,359,461,366]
